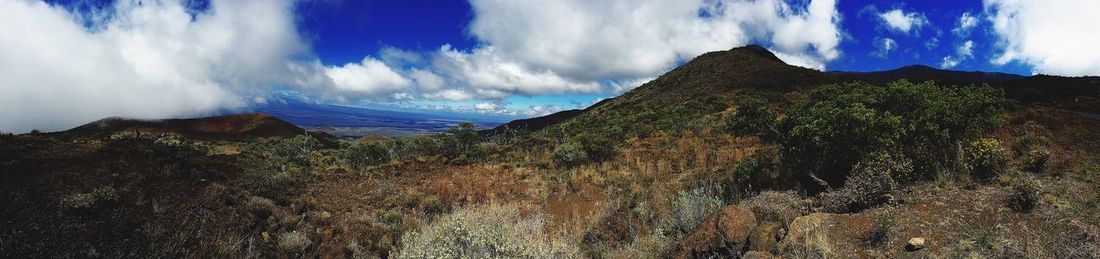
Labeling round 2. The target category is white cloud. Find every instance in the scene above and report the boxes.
[434,45,603,96]
[925,37,940,49]
[524,104,566,117]
[422,89,475,101]
[466,0,842,79]
[985,0,1100,76]
[325,57,410,95]
[940,40,976,69]
[957,40,975,58]
[473,102,500,112]
[952,12,980,36]
[878,8,928,34]
[608,77,656,94]
[0,0,325,133]
[873,37,897,58]
[409,69,445,90]
[941,56,961,69]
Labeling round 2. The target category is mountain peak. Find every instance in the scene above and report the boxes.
[729,44,785,64]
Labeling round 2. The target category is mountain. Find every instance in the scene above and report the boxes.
[830,65,1024,86]
[523,45,835,140]
[497,45,1100,140]
[483,109,584,135]
[63,113,304,139]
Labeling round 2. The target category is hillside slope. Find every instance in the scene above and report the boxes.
[535,45,834,140]
[507,46,1099,141]
[63,113,305,139]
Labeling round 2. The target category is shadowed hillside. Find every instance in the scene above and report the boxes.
[63,113,305,139]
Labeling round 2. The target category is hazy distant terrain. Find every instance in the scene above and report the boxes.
[250,97,502,138]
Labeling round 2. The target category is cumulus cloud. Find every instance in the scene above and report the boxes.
[524,104,566,117]
[940,40,975,69]
[957,40,975,59]
[878,8,928,34]
[466,0,842,78]
[0,0,325,132]
[940,57,960,69]
[985,0,1100,76]
[952,12,980,37]
[873,37,897,58]
[325,57,411,95]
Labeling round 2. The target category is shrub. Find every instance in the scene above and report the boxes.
[863,213,893,247]
[382,209,402,228]
[1021,147,1051,173]
[344,142,392,170]
[729,95,779,140]
[60,186,119,210]
[819,166,896,213]
[551,142,587,168]
[247,135,323,166]
[672,185,726,234]
[398,203,581,258]
[278,231,313,254]
[776,80,1006,191]
[420,195,446,215]
[740,191,807,226]
[724,157,761,200]
[246,196,278,219]
[965,138,1009,183]
[1006,180,1039,213]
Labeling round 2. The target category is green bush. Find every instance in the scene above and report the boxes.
[246,135,322,166]
[1006,180,1039,213]
[771,80,1005,191]
[729,95,779,140]
[245,196,278,219]
[551,142,587,168]
[344,142,392,170]
[965,138,1009,183]
[398,203,581,258]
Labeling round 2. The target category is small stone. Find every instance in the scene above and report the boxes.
[906,237,926,251]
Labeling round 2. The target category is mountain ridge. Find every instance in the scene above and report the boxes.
[493,45,1100,135]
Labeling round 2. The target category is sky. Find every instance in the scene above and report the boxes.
[2,0,1100,132]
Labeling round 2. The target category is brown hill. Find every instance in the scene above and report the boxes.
[64,113,305,139]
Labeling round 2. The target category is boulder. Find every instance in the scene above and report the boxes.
[906,237,926,251]
[777,213,834,254]
[749,221,783,252]
[677,205,758,258]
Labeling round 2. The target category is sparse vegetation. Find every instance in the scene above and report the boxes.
[397,203,581,258]
[3,46,1099,258]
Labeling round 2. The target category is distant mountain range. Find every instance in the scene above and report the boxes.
[248,97,503,137]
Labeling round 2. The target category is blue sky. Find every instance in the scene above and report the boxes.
[3,0,1100,132]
